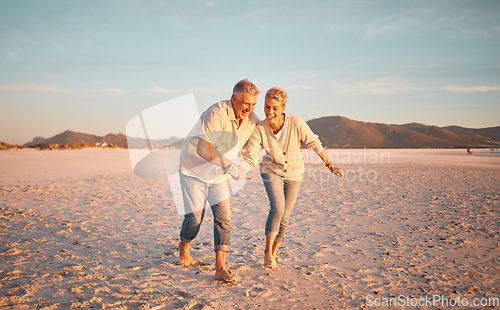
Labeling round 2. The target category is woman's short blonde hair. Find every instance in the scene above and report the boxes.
[265,87,288,105]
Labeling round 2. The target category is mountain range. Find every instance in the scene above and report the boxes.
[307,116,499,148]
[24,130,129,148]
[23,130,182,149]
[17,116,500,149]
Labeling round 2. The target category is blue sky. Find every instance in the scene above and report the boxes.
[1,0,499,144]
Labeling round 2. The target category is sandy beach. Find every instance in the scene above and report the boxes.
[1,148,498,309]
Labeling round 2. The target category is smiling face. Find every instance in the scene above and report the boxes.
[232,93,258,122]
[264,97,286,123]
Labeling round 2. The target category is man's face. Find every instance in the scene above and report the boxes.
[232,93,258,121]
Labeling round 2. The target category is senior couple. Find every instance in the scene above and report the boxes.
[177,79,344,283]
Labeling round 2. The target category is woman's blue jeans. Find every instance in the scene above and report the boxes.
[261,173,302,242]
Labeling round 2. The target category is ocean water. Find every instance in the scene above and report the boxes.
[478,151,500,156]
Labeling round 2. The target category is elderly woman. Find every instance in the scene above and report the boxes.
[229,87,344,269]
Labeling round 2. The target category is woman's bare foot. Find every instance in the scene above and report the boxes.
[270,256,279,270]
[264,252,278,270]
[214,268,236,283]
[178,241,194,266]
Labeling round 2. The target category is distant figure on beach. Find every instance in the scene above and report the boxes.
[177,79,260,282]
[226,87,344,269]
[467,148,473,155]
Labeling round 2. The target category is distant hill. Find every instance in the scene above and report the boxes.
[307,116,499,148]
[23,130,182,149]
[28,136,46,145]
[16,117,500,150]
[24,130,128,148]
[444,125,500,142]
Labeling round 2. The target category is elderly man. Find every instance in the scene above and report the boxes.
[178,79,260,282]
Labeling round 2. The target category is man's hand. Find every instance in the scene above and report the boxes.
[225,164,245,180]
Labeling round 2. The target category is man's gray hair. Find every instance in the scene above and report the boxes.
[232,79,260,96]
[266,87,288,105]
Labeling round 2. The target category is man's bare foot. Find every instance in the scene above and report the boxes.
[214,268,236,283]
[178,241,194,266]
[264,252,273,267]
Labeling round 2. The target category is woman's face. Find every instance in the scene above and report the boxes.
[264,98,286,122]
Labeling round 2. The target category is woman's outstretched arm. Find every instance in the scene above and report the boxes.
[317,149,344,180]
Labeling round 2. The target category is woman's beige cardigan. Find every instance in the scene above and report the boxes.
[241,114,325,181]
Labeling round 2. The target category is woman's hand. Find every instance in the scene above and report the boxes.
[326,162,344,181]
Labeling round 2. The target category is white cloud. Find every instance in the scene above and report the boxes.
[0,84,72,92]
[6,50,18,59]
[444,86,500,93]
[322,1,500,39]
[51,40,67,53]
[192,87,221,94]
[329,77,417,95]
[282,84,315,91]
[104,88,126,94]
[151,86,178,93]
[150,86,221,94]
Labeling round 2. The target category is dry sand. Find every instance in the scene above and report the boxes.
[0,148,498,309]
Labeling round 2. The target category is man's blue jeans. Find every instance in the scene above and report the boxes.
[261,172,302,242]
[179,172,231,252]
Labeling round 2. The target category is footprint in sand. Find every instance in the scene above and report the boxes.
[245,286,272,298]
